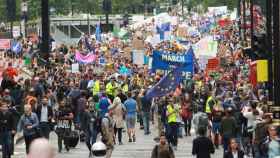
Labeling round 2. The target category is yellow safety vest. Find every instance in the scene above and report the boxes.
[106,82,114,96]
[167,104,177,123]
[205,96,216,113]
[92,80,100,96]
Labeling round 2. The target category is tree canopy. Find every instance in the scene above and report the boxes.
[0,0,238,22]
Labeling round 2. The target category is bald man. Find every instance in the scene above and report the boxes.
[27,138,55,158]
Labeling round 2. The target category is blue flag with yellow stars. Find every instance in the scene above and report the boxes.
[145,68,182,99]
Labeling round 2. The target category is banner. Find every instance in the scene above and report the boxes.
[152,49,194,73]
[75,51,97,64]
[257,60,268,82]
[0,39,10,50]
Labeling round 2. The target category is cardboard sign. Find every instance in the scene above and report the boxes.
[177,27,188,37]
[132,38,145,49]
[0,39,10,50]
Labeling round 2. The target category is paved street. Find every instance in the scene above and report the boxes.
[10,125,224,158]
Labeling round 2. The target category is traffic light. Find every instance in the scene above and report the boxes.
[103,0,112,13]
[6,0,16,21]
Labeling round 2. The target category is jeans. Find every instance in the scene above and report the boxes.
[137,113,144,127]
[0,131,12,158]
[142,112,150,134]
[114,128,123,143]
[222,135,232,153]
[85,129,98,151]
[167,122,178,147]
[39,122,51,139]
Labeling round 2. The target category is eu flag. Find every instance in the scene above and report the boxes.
[145,68,182,99]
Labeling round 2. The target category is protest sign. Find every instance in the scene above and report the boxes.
[132,38,145,49]
[152,48,194,73]
[71,63,79,73]
[0,39,10,50]
[133,50,145,66]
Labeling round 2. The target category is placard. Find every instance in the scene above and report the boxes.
[0,39,10,50]
[71,63,79,73]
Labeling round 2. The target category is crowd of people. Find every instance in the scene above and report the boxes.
[0,8,280,158]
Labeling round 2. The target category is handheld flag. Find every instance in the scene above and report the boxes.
[145,68,182,99]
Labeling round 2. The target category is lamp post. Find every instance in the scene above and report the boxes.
[21,0,28,38]
[41,0,50,61]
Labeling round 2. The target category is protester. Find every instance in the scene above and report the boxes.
[55,100,74,153]
[141,90,152,135]
[81,101,100,157]
[17,104,39,153]
[124,91,137,142]
[192,127,215,158]
[0,99,16,158]
[35,96,54,139]
[221,107,237,153]
[101,104,115,158]
[224,138,244,158]
[260,125,280,158]
[151,132,175,158]
[112,97,126,145]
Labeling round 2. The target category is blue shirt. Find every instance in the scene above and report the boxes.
[124,98,137,118]
[99,97,110,118]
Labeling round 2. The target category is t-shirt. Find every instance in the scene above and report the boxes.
[124,98,137,118]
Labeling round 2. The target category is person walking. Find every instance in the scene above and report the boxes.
[55,100,74,153]
[0,100,16,158]
[124,92,137,142]
[192,127,215,158]
[151,132,175,158]
[260,125,280,158]
[35,96,54,139]
[112,97,126,145]
[81,103,100,157]
[141,90,152,135]
[101,105,115,158]
[221,107,237,153]
[224,138,244,158]
[17,104,40,153]
[166,99,179,150]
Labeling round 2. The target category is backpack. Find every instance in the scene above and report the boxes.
[198,113,209,128]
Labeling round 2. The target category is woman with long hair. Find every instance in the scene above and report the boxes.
[224,138,244,158]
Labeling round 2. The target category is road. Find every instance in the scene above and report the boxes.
[10,124,224,158]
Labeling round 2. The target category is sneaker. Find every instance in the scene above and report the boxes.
[119,142,123,145]
[133,136,136,142]
[129,138,132,142]
[173,146,177,151]
[65,146,70,152]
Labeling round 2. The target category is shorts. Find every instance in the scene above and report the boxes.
[126,116,136,129]
[212,122,221,134]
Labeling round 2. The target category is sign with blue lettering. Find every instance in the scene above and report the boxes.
[152,48,194,73]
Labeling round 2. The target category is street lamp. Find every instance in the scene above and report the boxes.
[21,0,28,37]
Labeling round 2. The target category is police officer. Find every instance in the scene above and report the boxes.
[55,100,74,153]
[0,100,16,158]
